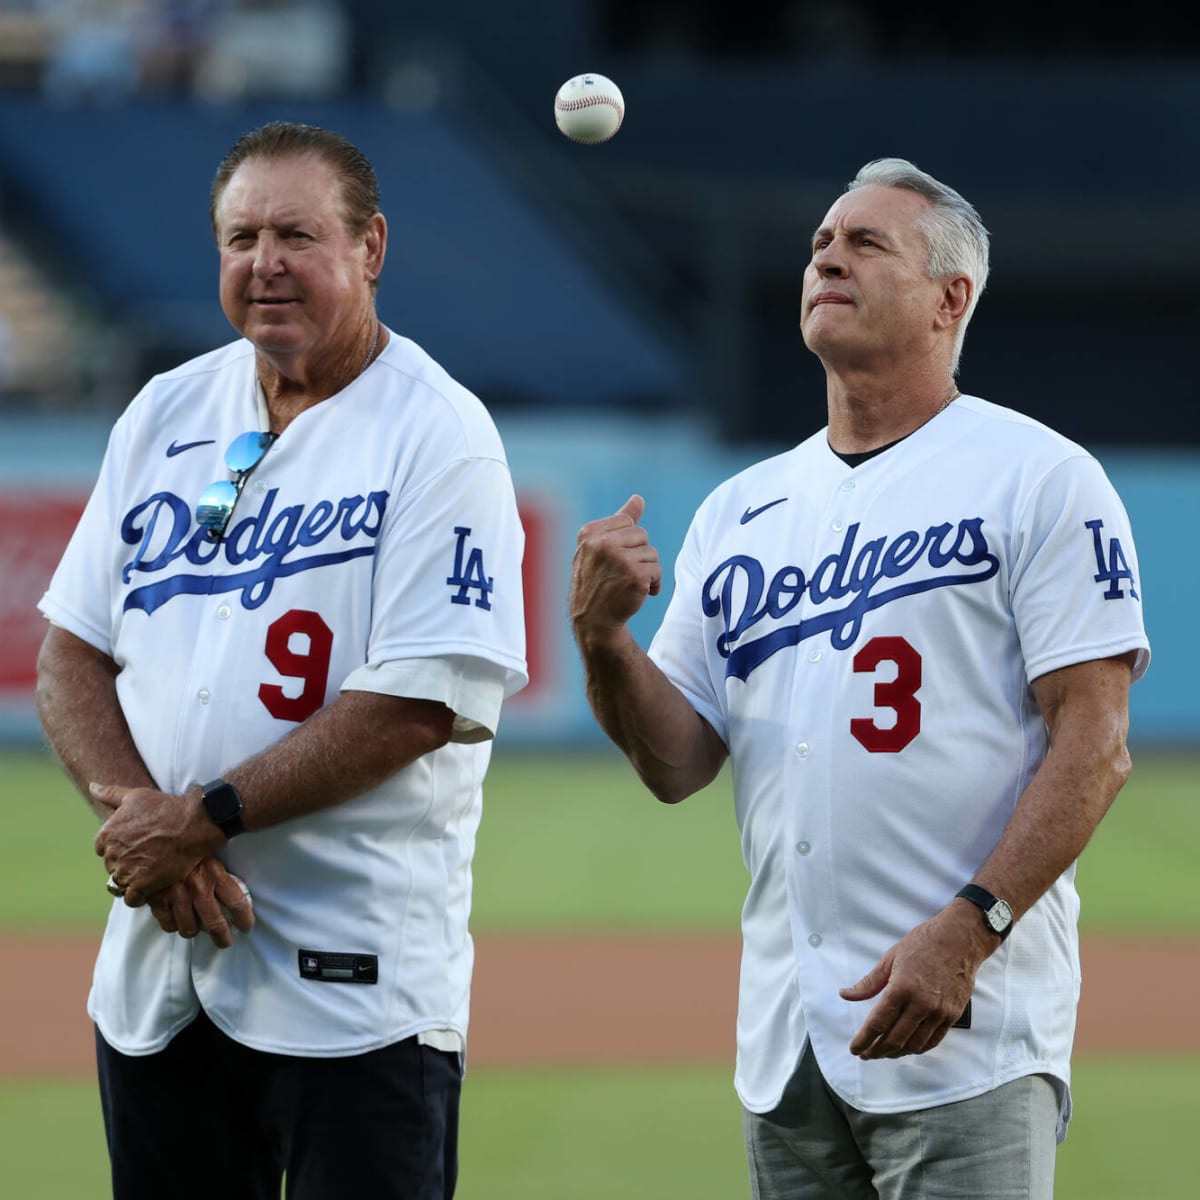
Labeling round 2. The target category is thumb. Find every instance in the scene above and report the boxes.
[89,782,121,810]
[840,958,891,1002]
[617,494,645,525]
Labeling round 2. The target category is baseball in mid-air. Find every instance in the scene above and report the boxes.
[554,73,624,144]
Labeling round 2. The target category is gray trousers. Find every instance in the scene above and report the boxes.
[744,1045,1058,1199]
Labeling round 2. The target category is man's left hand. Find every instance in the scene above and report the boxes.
[147,856,256,949]
[92,783,219,906]
[840,902,1000,1060]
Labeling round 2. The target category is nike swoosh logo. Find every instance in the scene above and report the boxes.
[740,498,788,524]
[166,439,216,457]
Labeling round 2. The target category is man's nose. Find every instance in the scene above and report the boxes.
[812,244,847,278]
[252,235,285,276]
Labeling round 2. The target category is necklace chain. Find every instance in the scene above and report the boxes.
[360,322,380,376]
[936,384,960,415]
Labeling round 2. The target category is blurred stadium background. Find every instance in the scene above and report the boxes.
[0,2,1197,1197]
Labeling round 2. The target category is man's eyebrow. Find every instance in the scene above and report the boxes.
[811,224,891,244]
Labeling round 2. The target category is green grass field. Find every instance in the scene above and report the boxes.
[2,746,1198,933]
[1,747,1196,1198]
[2,1059,1198,1199]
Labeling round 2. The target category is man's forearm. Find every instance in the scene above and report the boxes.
[221,689,455,832]
[971,714,1130,921]
[578,629,726,805]
[92,687,456,901]
[36,625,154,818]
[568,494,723,803]
[970,654,1135,921]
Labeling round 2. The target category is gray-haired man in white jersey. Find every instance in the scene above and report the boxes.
[570,158,1148,1199]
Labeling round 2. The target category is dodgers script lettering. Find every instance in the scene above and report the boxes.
[703,519,1000,681]
[119,488,389,614]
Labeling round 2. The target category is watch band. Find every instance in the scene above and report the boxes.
[956,883,1014,940]
[200,778,245,839]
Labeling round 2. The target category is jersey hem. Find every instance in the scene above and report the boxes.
[737,1061,1070,1125]
[89,999,468,1060]
[201,1009,469,1059]
[89,1002,204,1058]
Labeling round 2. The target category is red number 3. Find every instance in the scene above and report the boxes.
[850,635,922,753]
[258,609,334,723]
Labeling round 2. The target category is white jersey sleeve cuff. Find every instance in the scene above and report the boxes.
[36,603,112,658]
[339,655,513,743]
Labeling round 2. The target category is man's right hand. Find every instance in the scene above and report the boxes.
[570,494,663,644]
[146,857,255,950]
[567,493,727,804]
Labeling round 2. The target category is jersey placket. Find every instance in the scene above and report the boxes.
[168,456,276,790]
[782,471,859,1052]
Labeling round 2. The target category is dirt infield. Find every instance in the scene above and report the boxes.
[2,932,1198,1078]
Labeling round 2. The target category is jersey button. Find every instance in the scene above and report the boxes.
[831,520,845,532]
[807,933,823,948]
[252,480,268,495]
[216,605,232,620]
[197,689,211,705]
[794,742,809,758]
[796,841,812,856]
[839,480,856,492]
[807,650,822,663]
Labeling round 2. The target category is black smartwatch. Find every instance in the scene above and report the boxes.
[956,884,1014,940]
[200,778,245,839]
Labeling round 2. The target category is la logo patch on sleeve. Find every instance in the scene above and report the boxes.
[1086,520,1138,600]
[447,526,494,610]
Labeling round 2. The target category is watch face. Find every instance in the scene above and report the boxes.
[203,783,242,823]
[987,900,1014,932]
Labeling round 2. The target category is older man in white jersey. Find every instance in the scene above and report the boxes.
[37,121,526,1200]
[569,158,1148,1199]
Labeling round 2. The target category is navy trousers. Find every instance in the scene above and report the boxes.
[96,1010,461,1200]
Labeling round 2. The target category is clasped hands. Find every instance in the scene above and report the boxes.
[93,782,255,950]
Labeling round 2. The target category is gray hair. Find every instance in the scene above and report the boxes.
[847,158,990,373]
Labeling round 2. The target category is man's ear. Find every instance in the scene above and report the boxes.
[936,274,972,332]
[364,212,387,283]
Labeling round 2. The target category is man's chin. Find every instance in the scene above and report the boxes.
[799,322,833,356]
[244,322,305,355]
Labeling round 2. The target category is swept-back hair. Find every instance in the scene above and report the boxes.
[210,121,380,239]
[848,158,990,373]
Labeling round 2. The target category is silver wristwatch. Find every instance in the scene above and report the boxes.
[956,884,1014,940]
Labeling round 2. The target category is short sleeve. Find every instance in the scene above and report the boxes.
[343,454,527,714]
[1011,455,1150,684]
[648,515,727,743]
[37,416,132,655]
[340,655,510,742]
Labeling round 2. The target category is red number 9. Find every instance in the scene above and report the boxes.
[258,609,334,723]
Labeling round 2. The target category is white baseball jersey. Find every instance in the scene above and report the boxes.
[648,395,1149,1140]
[39,330,527,1058]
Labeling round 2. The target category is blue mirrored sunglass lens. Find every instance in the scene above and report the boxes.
[225,431,275,473]
[196,480,239,529]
